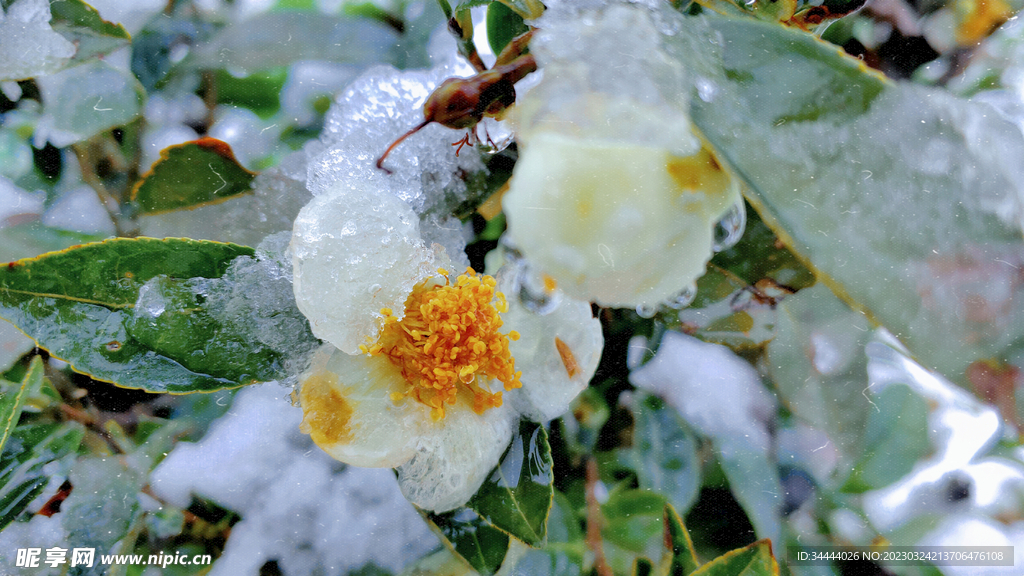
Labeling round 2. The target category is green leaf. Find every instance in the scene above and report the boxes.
[426,508,510,576]
[49,0,131,63]
[131,139,257,214]
[0,238,295,393]
[619,393,701,514]
[665,503,701,576]
[0,423,85,530]
[454,0,494,11]
[62,457,144,563]
[675,267,778,349]
[214,68,289,119]
[692,15,1024,382]
[0,356,44,456]
[766,285,872,466]
[602,485,667,553]
[185,12,400,75]
[692,540,778,576]
[486,2,529,56]
[717,441,781,547]
[467,421,554,547]
[0,221,107,265]
[494,0,544,19]
[842,383,930,493]
[130,15,218,92]
[37,61,144,145]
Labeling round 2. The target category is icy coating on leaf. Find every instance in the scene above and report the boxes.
[291,179,436,354]
[698,77,1024,378]
[131,233,319,379]
[140,151,313,247]
[306,63,486,217]
[0,0,75,82]
[35,61,143,148]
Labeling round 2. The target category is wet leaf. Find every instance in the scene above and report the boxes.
[0,422,85,530]
[717,441,782,547]
[36,61,144,146]
[130,15,218,92]
[602,489,668,574]
[467,421,553,547]
[50,0,130,63]
[62,457,144,570]
[487,2,529,56]
[676,268,777,350]
[619,393,701,514]
[692,540,779,576]
[426,508,510,576]
[766,285,873,467]
[665,503,701,576]
[131,139,257,215]
[214,68,288,119]
[842,383,930,493]
[510,491,584,576]
[0,356,44,455]
[0,221,106,264]
[0,238,291,393]
[692,15,1024,383]
[185,12,399,75]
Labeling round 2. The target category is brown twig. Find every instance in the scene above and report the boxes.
[72,143,126,236]
[585,458,613,576]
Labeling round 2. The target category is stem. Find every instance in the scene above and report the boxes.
[201,70,218,133]
[376,119,431,173]
[585,458,613,576]
[72,143,127,237]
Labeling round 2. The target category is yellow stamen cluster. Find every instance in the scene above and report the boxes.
[361,267,522,420]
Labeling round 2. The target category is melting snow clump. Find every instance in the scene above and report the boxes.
[0,0,75,82]
[150,383,436,576]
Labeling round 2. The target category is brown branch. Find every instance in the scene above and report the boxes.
[72,143,126,236]
[585,458,613,576]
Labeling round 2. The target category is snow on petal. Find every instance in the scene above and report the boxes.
[291,178,436,354]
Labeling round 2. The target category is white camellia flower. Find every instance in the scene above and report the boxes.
[291,179,603,513]
[502,2,742,309]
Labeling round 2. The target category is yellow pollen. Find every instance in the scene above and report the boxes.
[371,267,522,419]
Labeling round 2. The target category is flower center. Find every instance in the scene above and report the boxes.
[361,268,522,420]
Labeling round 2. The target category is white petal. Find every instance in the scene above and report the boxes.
[299,344,426,468]
[504,132,739,308]
[502,277,604,422]
[291,180,435,354]
[396,403,515,513]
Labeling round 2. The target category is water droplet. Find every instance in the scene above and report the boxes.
[636,303,659,318]
[696,77,718,103]
[517,266,562,315]
[367,283,381,295]
[712,201,746,252]
[663,284,697,310]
